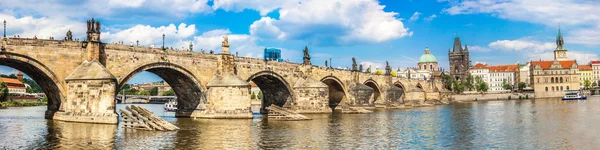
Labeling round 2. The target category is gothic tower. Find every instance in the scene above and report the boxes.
[448,36,470,81]
[554,28,568,61]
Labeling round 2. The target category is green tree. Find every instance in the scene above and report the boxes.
[374,69,383,75]
[122,84,131,90]
[477,81,489,93]
[250,91,256,99]
[453,80,465,93]
[161,89,175,96]
[593,82,598,88]
[0,82,8,102]
[518,82,527,91]
[390,71,397,77]
[137,90,151,96]
[149,87,159,96]
[443,74,453,90]
[584,79,592,89]
[21,78,43,93]
[122,88,138,95]
[257,91,263,100]
[502,80,512,90]
[464,74,474,91]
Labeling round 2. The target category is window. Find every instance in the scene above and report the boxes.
[424,65,427,70]
[546,87,548,91]
[430,65,433,71]
[560,86,563,91]
[552,87,555,91]
[551,78,554,83]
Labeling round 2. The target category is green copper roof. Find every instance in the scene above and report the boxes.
[419,47,437,63]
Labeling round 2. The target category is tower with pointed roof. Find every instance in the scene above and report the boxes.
[448,35,470,81]
[554,28,568,61]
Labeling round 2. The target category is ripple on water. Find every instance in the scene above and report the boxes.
[2,99,600,149]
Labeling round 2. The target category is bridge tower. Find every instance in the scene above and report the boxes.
[53,18,119,124]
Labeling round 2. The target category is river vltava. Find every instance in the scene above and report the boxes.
[1,97,600,149]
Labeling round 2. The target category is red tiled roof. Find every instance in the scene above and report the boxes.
[470,63,488,69]
[579,65,592,71]
[1,78,23,85]
[488,64,519,72]
[7,85,25,89]
[591,60,600,65]
[530,60,576,69]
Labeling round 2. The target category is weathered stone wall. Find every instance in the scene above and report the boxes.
[452,93,534,101]
[1,38,448,121]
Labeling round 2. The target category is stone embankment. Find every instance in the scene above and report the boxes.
[451,93,534,102]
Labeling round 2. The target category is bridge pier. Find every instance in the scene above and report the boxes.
[54,60,119,124]
[289,77,331,113]
[347,82,375,108]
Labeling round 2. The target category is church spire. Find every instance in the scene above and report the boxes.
[556,26,565,50]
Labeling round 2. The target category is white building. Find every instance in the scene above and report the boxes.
[396,68,432,80]
[592,60,600,83]
[468,63,519,92]
[519,63,531,89]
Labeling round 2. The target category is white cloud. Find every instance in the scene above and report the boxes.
[360,61,384,72]
[530,51,598,63]
[0,14,86,39]
[425,14,437,21]
[442,0,600,46]
[223,0,412,45]
[102,23,197,49]
[488,40,555,52]
[409,12,421,22]
[468,45,491,52]
[0,0,213,20]
[474,38,598,63]
[212,0,287,16]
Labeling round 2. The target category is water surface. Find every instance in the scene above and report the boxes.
[1,98,599,149]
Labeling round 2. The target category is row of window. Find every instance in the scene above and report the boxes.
[545,86,569,92]
[537,77,577,83]
[535,70,577,75]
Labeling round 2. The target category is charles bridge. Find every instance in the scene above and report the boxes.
[0,19,449,124]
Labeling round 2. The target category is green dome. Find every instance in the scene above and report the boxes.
[419,47,437,63]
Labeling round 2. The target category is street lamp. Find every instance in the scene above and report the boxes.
[162,34,165,50]
[3,20,6,38]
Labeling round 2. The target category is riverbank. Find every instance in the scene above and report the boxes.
[451,93,534,102]
[0,101,47,108]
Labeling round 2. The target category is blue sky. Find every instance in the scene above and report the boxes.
[1,0,599,84]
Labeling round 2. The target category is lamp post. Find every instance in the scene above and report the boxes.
[3,20,6,38]
[162,34,165,50]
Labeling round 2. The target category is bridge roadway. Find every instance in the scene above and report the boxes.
[0,19,449,124]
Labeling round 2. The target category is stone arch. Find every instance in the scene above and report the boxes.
[0,52,65,118]
[320,75,347,109]
[118,62,205,117]
[247,70,294,114]
[363,79,382,104]
[392,81,407,103]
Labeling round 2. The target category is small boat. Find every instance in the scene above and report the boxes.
[164,100,177,111]
[562,91,587,100]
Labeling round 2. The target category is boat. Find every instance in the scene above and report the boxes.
[562,91,587,100]
[164,100,177,111]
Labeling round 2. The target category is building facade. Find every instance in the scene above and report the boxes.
[530,29,580,98]
[519,63,532,89]
[397,68,432,80]
[592,60,600,83]
[579,65,593,88]
[469,63,518,92]
[488,64,519,92]
[448,37,470,81]
[1,77,26,94]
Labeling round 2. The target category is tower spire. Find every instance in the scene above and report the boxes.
[556,26,564,50]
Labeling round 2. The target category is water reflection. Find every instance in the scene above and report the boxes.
[2,98,600,149]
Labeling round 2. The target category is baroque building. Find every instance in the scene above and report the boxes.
[418,47,438,71]
[448,37,470,81]
[529,28,580,98]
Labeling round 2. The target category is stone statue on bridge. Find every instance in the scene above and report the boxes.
[351,57,358,71]
[385,61,392,75]
[359,64,363,72]
[222,35,229,47]
[66,30,72,41]
[325,60,328,68]
[303,46,311,65]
